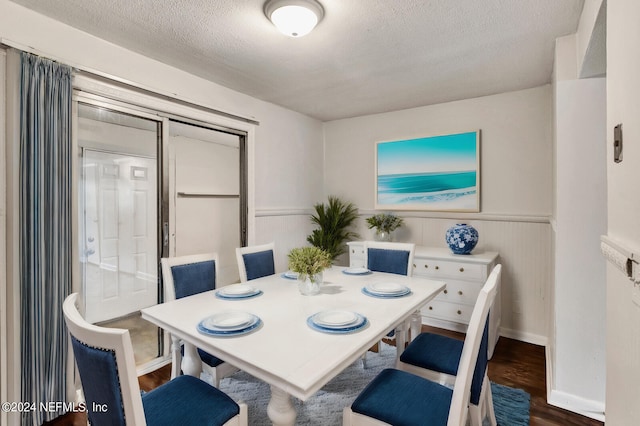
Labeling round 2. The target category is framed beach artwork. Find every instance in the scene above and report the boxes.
[375,130,480,212]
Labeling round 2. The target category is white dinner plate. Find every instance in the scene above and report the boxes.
[312,310,358,327]
[343,267,371,275]
[218,284,257,296]
[362,286,411,298]
[307,312,367,333]
[202,311,255,330]
[367,282,408,294]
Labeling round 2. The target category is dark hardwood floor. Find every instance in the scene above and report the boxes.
[46,327,603,426]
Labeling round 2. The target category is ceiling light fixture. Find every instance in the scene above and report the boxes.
[264,0,324,38]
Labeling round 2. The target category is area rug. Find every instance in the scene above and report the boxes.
[212,344,530,425]
[490,382,530,426]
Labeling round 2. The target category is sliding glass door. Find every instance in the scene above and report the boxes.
[77,102,163,366]
[75,95,248,369]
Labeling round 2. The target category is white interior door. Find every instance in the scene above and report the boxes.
[83,150,158,323]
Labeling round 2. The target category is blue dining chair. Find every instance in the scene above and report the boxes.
[397,264,502,426]
[364,241,415,276]
[342,262,500,426]
[364,241,416,349]
[235,242,276,282]
[161,253,238,386]
[63,293,248,426]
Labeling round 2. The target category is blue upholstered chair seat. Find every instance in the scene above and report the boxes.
[142,375,239,425]
[64,292,248,426]
[198,348,225,368]
[400,321,490,406]
[352,368,452,426]
[400,332,462,376]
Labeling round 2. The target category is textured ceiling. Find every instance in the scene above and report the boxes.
[10,0,585,121]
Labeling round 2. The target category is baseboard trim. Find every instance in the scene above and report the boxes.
[548,389,605,422]
[498,327,548,346]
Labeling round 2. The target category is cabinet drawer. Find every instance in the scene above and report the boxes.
[422,300,472,324]
[434,280,482,305]
[413,258,485,281]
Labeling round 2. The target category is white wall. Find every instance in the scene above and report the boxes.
[552,65,607,416]
[324,86,553,343]
[606,1,640,424]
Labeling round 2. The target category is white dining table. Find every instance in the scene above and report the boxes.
[141,266,445,426]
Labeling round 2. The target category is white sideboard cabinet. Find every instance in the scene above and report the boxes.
[347,241,500,356]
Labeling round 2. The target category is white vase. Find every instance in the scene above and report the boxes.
[297,271,323,295]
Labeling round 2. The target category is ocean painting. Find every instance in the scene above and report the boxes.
[375,131,480,211]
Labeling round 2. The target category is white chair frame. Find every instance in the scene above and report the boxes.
[161,253,238,386]
[363,241,416,357]
[235,242,275,283]
[343,263,500,426]
[396,264,502,426]
[63,293,248,426]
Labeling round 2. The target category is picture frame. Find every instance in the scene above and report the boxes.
[374,130,480,212]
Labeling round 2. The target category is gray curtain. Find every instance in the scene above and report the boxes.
[19,52,72,425]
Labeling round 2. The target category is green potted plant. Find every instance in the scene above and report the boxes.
[307,196,359,261]
[366,213,404,241]
[287,246,332,295]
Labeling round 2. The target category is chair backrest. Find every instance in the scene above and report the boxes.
[63,293,146,426]
[447,264,502,426]
[364,241,415,276]
[161,253,219,302]
[235,242,276,282]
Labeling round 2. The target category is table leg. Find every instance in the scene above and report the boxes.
[395,321,407,359]
[181,342,203,377]
[410,310,422,342]
[267,385,297,426]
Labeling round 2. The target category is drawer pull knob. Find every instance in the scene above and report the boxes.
[413,264,416,268]
[428,306,433,310]
[443,289,448,294]
[435,266,439,270]
[458,290,463,295]
[459,267,464,272]
[424,264,428,268]
[457,310,462,315]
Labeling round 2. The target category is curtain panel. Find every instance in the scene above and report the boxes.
[19,52,72,425]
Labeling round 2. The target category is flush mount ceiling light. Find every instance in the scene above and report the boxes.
[264,0,324,37]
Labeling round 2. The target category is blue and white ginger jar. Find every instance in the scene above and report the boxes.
[445,223,478,255]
